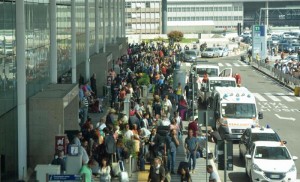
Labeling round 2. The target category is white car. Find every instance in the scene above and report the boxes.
[217,47,229,57]
[245,141,297,182]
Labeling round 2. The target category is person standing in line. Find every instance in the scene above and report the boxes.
[79,159,96,182]
[165,129,180,174]
[184,129,198,174]
[175,82,183,104]
[90,73,97,97]
[206,165,218,182]
[148,157,166,182]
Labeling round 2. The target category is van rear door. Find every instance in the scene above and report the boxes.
[219,68,232,77]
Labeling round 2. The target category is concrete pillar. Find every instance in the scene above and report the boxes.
[122,0,126,37]
[265,1,269,28]
[108,0,112,43]
[85,0,90,80]
[113,0,117,43]
[161,0,167,34]
[95,0,100,53]
[71,0,77,84]
[117,0,120,37]
[103,0,106,52]
[16,0,27,180]
[50,0,57,83]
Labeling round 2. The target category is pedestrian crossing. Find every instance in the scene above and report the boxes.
[218,62,249,67]
[253,92,300,102]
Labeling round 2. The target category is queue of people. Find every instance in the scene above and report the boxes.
[50,41,218,182]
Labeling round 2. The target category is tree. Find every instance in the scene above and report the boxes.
[167,30,184,42]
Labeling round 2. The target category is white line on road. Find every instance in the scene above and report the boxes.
[264,93,281,102]
[225,63,232,67]
[275,114,295,121]
[218,63,224,67]
[288,92,300,100]
[253,93,267,102]
[233,63,240,67]
[276,93,295,102]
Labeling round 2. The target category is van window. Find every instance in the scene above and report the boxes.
[209,80,236,90]
[196,68,218,77]
[221,103,256,118]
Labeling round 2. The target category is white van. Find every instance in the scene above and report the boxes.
[199,77,237,107]
[211,87,263,140]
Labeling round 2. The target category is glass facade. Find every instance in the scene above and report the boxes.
[0,0,124,179]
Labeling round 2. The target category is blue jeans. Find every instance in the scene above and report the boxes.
[187,151,197,170]
[167,151,176,172]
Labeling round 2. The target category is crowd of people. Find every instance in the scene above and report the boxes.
[51,41,219,182]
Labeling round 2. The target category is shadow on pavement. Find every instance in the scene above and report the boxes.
[228,172,250,182]
[233,155,244,168]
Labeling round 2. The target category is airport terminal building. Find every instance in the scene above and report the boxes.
[125,0,300,34]
[0,0,127,180]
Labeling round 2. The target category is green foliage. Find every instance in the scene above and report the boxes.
[137,73,150,86]
[123,138,137,159]
[167,30,184,42]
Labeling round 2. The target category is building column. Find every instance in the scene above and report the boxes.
[117,0,120,37]
[50,0,57,83]
[71,0,77,84]
[113,0,117,43]
[108,0,112,43]
[161,0,167,34]
[95,0,100,53]
[265,1,269,27]
[16,0,27,180]
[103,0,106,52]
[122,0,126,37]
[85,0,90,80]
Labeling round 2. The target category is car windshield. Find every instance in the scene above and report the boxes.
[196,68,218,77]
[185,51,196,56]
[209,80,236,90]
[254,146,291,160]
[205,48,214,52]
[251,133,281,142]
[221,103,256,118]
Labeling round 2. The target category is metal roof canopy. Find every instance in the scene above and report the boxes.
[259,7,300,26]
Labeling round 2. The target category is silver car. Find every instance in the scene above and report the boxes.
[201,47,220,58]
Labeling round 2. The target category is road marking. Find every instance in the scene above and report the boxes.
[218,63,224,67]
[264,93,280,102]
[253,93,267,102]
[240,62,249,66]
[233,63,240,67]
[225,63,232,67]
[288,92,300,100]
[276,93,295,102]
[275,114,295,121]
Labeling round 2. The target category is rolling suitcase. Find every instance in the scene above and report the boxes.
[177,161,189,175]
[119,160,129,182]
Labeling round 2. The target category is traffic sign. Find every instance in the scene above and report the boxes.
[48,174,82,181]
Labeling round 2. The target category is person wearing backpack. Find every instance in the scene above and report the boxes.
[103,127,116,165]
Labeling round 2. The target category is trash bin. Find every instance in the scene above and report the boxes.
[294,87,300,96]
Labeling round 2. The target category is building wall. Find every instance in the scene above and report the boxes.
[0,0,125,179]
[125,0,162,35]
[167,2,244,33]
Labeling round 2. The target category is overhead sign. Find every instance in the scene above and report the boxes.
[252,25,267,61]
[48,174,83,181]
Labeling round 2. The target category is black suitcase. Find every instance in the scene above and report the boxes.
[177,161,189,174]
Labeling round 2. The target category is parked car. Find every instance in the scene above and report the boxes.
[278,43,294,54]
[201,47,220,58]
[245,141,297,182]
[217,47,229,57]
[239,125,283,162]
[183,50,197,62]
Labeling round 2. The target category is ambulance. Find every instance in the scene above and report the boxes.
[210,87,263,140]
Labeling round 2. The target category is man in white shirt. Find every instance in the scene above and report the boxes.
[160,114,171,126]
[124,124,133,140]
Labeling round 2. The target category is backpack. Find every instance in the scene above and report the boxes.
[105,134,116,154]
